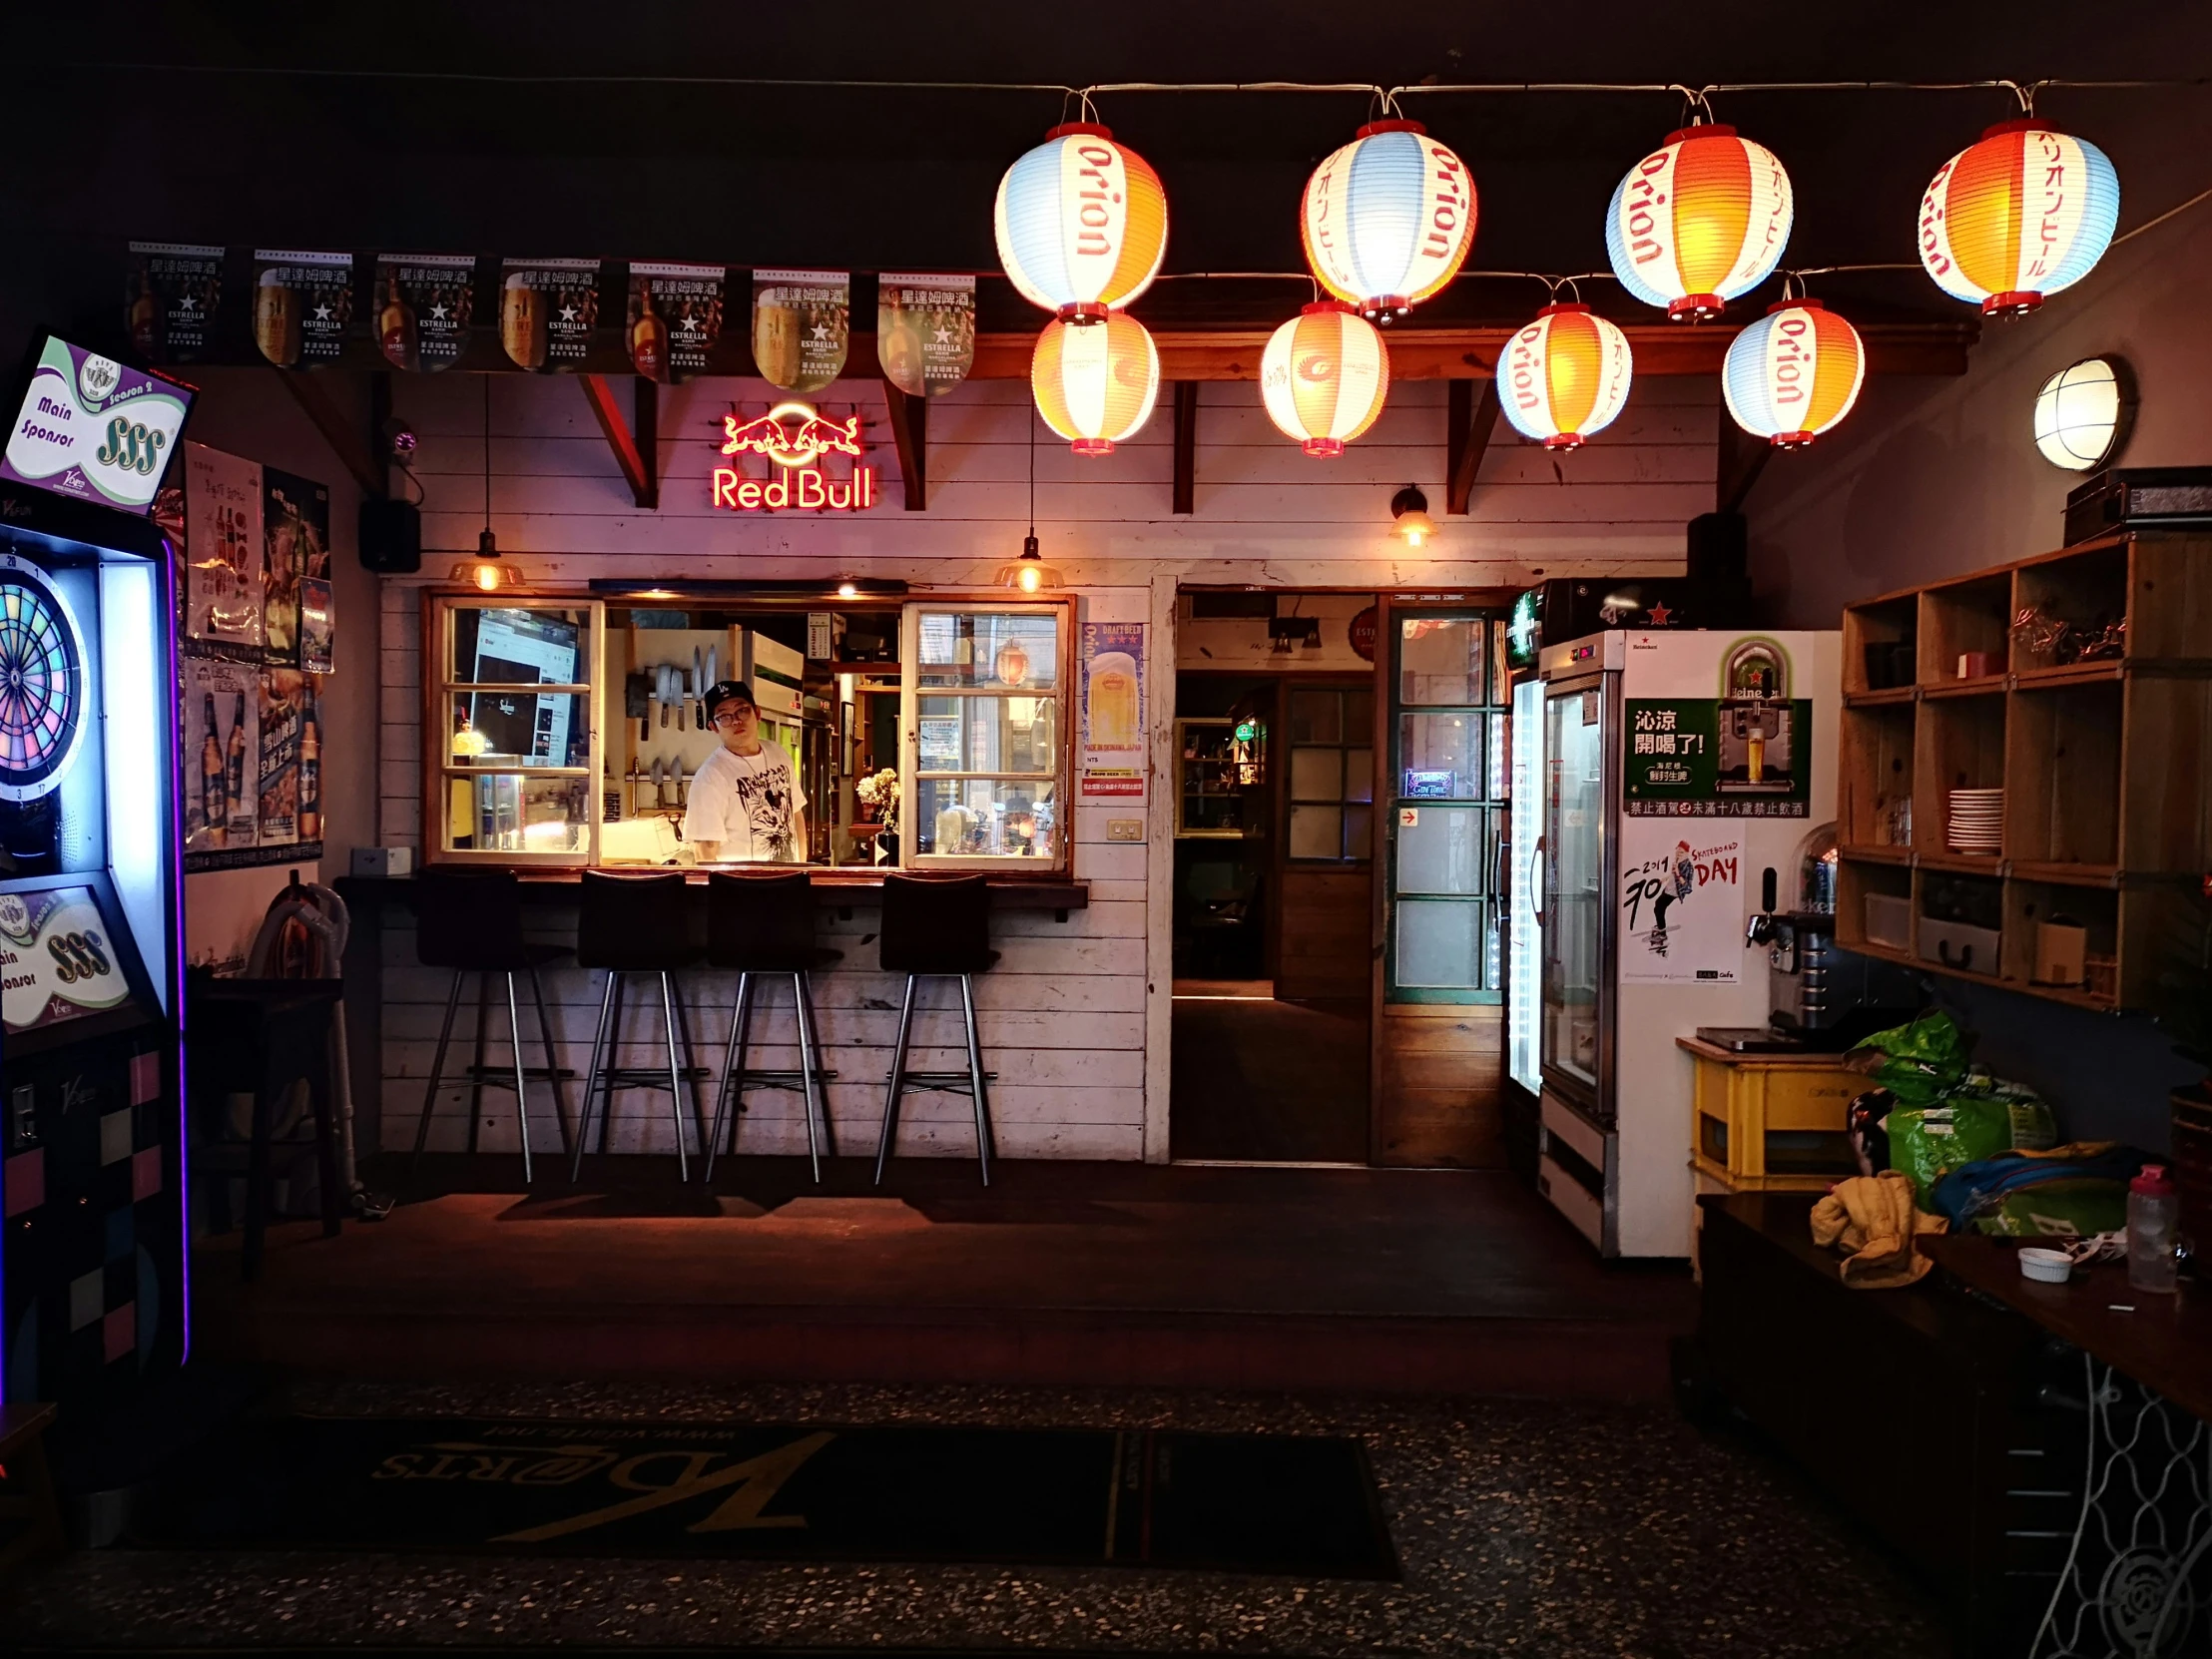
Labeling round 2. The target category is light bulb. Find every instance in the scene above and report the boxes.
[1017,564,1042,593]
[836,581,858,599]
[472,562,501,591]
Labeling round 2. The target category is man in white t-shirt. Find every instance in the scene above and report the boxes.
[683,680,809,862]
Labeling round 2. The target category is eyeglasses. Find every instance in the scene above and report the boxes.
[710,708,755,728]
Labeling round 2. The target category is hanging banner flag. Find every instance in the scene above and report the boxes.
[251,250,352,366]
[499,258,601,371]
[374,254,476,371]
[752,269,848,392]
[184,443,265,650]
[876,273,976,398]
[628,262,726,382]
[126,243,223,363]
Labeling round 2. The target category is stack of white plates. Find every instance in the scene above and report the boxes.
[1946,788,2003,854]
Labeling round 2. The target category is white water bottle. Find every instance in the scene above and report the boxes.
[2128,1164,2179,1295]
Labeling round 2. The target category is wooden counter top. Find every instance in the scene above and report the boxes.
[1675,1034,1869,1070]
[338,869,1088,911]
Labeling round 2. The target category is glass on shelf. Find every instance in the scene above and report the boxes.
[444,773,592,853]
[912,778,1057,857]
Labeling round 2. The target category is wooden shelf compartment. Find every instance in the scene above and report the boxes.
[1844,685,1918,707]
[2005,678,2121,869]
[2003,879,2120,1007]
[1839,701,1917,853]
[2012,538,2128,675]
[1837,854,1913,957]
[1844,591,1920,695]
[1917,866,2006,983]
[1915,695,2006,857]
[2124,533,2212,664]
[1918,573,2011,687]
[2118,673,2212,874]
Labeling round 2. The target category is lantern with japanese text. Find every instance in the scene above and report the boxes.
[1918,121,2119,316]
[1031,309,1160,455]
[1606,125,1794,321]
[1722,299,1865,448]
[994,124,1169,321]
[1497,303,1635,451]
[1260,302,1391,457]
[1301,120,1477,321]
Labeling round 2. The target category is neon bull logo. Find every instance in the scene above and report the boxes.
[721,401,862,469]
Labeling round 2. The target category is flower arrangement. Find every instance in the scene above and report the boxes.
[854,768,899,830]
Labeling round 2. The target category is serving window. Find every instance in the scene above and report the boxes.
[901,603,1069,867]
[433,600,601,861]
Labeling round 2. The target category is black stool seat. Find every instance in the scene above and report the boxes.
[572,872,710,1181]
[704,872,838,1182]
[873,874,999,1187]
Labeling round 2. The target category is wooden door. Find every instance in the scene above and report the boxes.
[1272,677,1376,1001]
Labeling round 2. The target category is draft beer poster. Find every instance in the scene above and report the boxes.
[1079,622,1144,800]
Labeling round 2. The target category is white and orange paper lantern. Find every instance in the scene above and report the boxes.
[1497,304,1634,451]
[1918,120,2119,317]
[1722,299,1865,448]
[1031,309,1160,456]
[1301,120,1477,320]
[1606,125,1793,321]
[1259,302,1391,457]
[994,124,1169,321]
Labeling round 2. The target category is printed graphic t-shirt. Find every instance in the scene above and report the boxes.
[682,742,808,861]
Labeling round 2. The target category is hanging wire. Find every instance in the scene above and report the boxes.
[481,375,492,537]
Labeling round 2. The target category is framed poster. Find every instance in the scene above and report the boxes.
[184,443,264,650]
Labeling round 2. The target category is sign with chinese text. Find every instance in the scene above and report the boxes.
[1080,622,1145,798]
[752,269,848,392]
[1623,697,1810,818]
[184,443,264,649]
[629,262,726,381]
[375,254,476,371]
[876,274,975,398]
[252,250,352,366]
[500,259,600,370]
[127,242,223,362]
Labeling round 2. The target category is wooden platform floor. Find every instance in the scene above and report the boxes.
[197,1158,1696,1400]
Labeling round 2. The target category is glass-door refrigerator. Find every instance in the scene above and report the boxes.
[1504,673,1544,1098]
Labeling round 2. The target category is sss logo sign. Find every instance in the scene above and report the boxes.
[2,335,195,512]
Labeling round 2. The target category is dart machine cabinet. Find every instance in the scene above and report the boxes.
[0,331,194,1418]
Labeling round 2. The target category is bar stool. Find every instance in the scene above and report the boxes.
[703,872,840,1183]
[570,871,711,1181]
[407,869,573,1184]
[872,873,1000,1187]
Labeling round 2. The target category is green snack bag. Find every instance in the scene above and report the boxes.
[1848,1011,1970,1109]
[1973,1181,2129,1238]
[1887,1096,2015,1199]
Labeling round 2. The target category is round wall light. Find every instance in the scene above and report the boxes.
[2032,356,2135,471]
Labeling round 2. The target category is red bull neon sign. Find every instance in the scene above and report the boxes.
[712,399,878,511]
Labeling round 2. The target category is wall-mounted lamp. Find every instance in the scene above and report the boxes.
[1389,484,1436,547]
[2033,356,2136,472]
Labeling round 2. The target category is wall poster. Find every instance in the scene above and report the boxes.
[262,466,329,662]
[751,269,848,392]
[185,657,260,854]
[876,274,975,398]
[257,668,306,847]
[628,262,725,381]
[251,250,352,366]
[298,578,334,674]
[499,258,600,371]
[126,242,223,363]
[1622,696,1812,818]
[1618,820,1744,983]
[374,254,476,371]
[1079,621,1145,799]
[183,442,264,650]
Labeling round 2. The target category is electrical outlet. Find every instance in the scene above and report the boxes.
[1107,819,1145,841]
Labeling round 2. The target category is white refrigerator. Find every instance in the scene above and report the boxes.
[1530,628,1839,1258]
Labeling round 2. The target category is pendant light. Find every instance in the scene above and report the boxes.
[452,376,523,591]
[1918,117,2119,316]
[1605,113,1794,321]
[1260,301,1391,456]
[1301,117,1477,321]
[1722,295,1866,448]
[996,405,1063,593]
[994,118,1169,321]
[1498,297,1635,451]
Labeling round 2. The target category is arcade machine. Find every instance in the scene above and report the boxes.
[0,331,193,1415]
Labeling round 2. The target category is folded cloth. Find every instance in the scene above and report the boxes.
[1810,1170,1948,1289]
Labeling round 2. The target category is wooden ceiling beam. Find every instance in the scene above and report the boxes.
[579,373,658,509]
[1444,379,1500,516]
[881,375,928,511]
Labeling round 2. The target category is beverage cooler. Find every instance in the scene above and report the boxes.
[1531,629,1838,1258]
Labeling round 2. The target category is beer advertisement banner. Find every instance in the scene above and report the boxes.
[251,250,353,366]
[499,258,601,371]
[752,269,848,392]
[186,657,260,854]
[1079,621,1146,799]
[628,262,725,381]
[299,576,334,674]
[263,466,330,663]
[183,442,265,651]
[375,254,476,371]
[257,668,306,847]
[1622,697,1811,819]
[126,242,223,363]
[876,274,976,398]
[298,677,324,843]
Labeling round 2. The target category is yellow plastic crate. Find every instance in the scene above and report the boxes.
[1679,1036,1865,1193]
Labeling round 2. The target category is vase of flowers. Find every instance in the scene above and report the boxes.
[855,767,899,865]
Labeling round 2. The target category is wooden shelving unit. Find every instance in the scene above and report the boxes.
[1836,530,2212,1013]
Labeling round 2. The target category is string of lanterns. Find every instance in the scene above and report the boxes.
[993,95,2123,469]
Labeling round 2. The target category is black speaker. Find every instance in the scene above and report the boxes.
[1685,510,1747,583]
[358,497,421,574]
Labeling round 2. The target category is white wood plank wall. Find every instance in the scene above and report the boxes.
[375,369,1715,1162]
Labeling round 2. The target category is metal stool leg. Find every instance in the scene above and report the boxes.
[572,970,618,1181]
[466,971,491,1155]
[659,971,690,1181]
[410,970,466,1179]
[959,972,991,1188]
[504,971,533,1185]
[873,973,919,1186]
[528,965,573,1157]
[598,974,627,1155]
[793,972,823,1184]
[706,972,752,1183]
[671,980,710,1163]
[798,971,837,1160]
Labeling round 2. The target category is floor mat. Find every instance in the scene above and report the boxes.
[132,1415,1397,1579]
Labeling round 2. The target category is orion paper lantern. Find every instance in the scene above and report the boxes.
[1498,303,1634,451]
[1606,125,1794,321]
[1031,310,1160,455]
[1302,120,1477,320]
[994,124,1169,321]
[1723,299,1865,448]
[1918,121,2119,317]
[1260,302,1391,457]
[2033,356,2133,470]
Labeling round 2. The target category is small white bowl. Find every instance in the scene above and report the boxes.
[2019,1248,2072,1284]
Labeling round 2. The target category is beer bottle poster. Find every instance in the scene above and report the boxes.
[628,263,725,382]
[185,657,260,853]
[251,250,353,366]
[374,253,477,371]
[298,576,334,674]
[752,269,848,392]
[126,242,223,363]
[499,258,601,371]
[876,274,975,398]
[1079,621,1146,799]
[257,668,306,847]
[262,467,329,660]
[183,442,265,649]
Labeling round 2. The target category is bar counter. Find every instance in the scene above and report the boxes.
[340,869,1088,913]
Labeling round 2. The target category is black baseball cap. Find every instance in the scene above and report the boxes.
[702,679,757,717]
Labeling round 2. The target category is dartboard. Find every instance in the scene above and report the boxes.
[0,554,86,803]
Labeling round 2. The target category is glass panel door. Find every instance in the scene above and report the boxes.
[1506,675,1543,1094]
[1541,679,1607,1095]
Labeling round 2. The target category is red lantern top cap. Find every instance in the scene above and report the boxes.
[1662,122,1739,147]
[1536,301,1592,317]
[1766,297,1828,314]
[1979,117,2051,140]
[1045,122,1114,141]
[1301,300,1356,316]
[1356,118,1427,139]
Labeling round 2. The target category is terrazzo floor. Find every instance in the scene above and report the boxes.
[5,1378,1947,1658]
